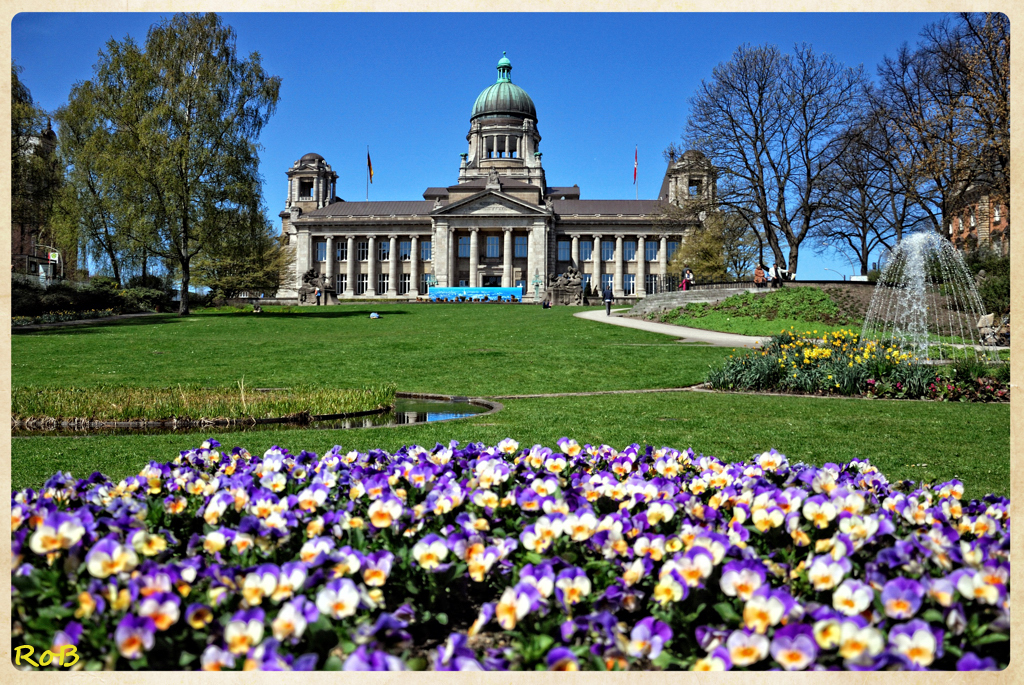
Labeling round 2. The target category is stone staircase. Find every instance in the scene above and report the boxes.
[627,287,756,318]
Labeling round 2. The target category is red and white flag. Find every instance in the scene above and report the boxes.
[633,146,638,184]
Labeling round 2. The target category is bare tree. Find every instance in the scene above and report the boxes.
[873,13,1009,238]
[814,116,930,275]
[683,43,866,275]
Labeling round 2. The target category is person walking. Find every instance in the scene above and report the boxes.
[769,263,779,289]
[684,268,695,290]
[603,284,613,316]
[314,286,322,305]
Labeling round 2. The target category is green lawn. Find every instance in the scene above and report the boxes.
[11,304,727,394]
[11,303,1011,499]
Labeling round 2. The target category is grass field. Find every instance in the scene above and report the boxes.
[11,303,1011,499]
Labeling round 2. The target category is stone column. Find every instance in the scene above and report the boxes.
[410,235,420,297]
[367,235,377,296]
[325,236,336,300]
[345,235,356,297]
[527,229,536,301]
[469,228,479,287]
[502,228,513,287]
[387,235,398,296]
[448,228,456,286]
[592,234,603,292]
[614,235,624,297]
[296,231,311,291]
[571,235,580,270]
[659,236,668,293]
[636,235,647,297]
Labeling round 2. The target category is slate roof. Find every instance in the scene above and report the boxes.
[545,186,580,200]
[552,199,666,216]
[305,201,435,217]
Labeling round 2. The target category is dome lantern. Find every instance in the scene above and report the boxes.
[471,53,537,122]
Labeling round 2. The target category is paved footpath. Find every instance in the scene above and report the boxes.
[574,308,767,348]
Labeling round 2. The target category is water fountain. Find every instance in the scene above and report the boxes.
[860,231,1001,362]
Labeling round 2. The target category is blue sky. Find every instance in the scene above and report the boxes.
[12,12,949,280]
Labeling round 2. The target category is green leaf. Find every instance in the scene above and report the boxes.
[971,632,1009,646]
[681,602,707,624]
[524,552,544,565]
[406,657,428,671]
[178,652,197,667]
[37,605,75,620]
[652,652,673,668]
[713,601,741,625]
[85,660,104,671]
[436,612,448,625]
[324,655,344,671]
[921,609,945,623]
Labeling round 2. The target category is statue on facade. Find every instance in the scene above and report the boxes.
[486,168,501,189]
[298,268,329,304]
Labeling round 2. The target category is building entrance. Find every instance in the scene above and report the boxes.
[482,276,502,287]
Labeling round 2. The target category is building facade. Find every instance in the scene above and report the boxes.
[949,187,1010,257]
[279,54,714,303]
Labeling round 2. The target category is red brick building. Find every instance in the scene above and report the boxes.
[949,188,1010,256]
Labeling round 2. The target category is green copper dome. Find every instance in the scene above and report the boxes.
[471,53,537,122]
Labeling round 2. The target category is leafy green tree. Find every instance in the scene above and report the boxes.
[54,13,281,314]
[660,204,757,282]
[192,208,292,299]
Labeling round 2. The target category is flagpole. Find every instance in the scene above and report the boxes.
[635,145,638,201]
[366,145,369,202]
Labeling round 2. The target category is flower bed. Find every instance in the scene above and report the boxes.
[11,439,1009,671]
[707,329,1010,401]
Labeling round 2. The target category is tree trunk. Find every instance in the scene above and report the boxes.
[179,260,190,316]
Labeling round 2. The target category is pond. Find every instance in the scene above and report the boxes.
[12,395,497,437]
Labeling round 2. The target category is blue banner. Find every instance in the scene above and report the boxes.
[427,287,525,302]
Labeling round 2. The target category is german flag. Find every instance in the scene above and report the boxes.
[367,149,373,184]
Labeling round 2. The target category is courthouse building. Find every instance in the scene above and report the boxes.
[278,54,716,303]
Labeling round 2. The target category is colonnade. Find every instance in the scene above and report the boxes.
[305,230,682,299]
[310,234,429,298]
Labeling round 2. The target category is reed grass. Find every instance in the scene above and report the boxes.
[12,383,397,423]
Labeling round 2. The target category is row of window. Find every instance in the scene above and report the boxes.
[316,238,681,263]
[333,272,675,295]
[567,240,678,262]
[455,235,529,258]
[580,273,660,295]
[333,273,428,295]
[317,240,433,263]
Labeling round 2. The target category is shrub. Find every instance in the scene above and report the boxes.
[117,287,172,313]
[962,250,1010,316]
